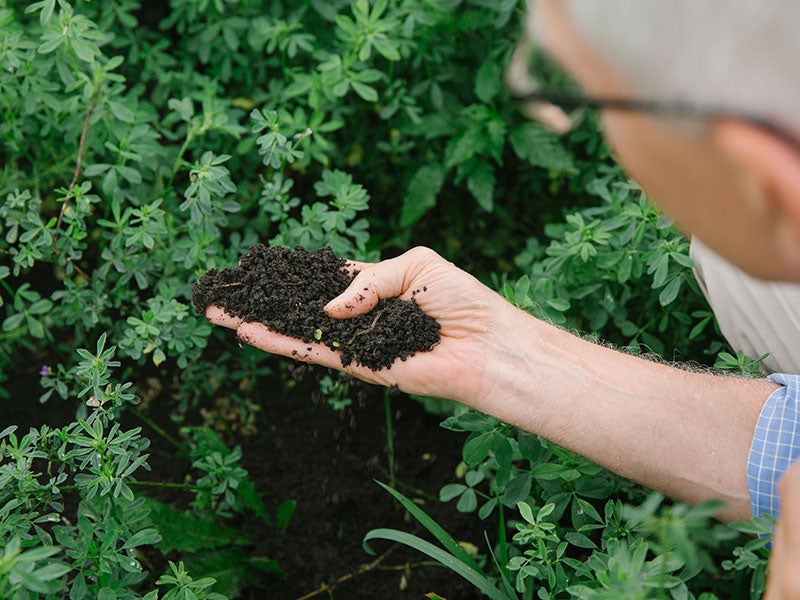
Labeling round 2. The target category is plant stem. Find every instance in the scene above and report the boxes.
[167,124,198,189]
[129,407,183,450]
[375,470,436,503]
[293,545,398,600]
[498,503,510,583]
[54,80,104,238]
[384,389,396,489]
[41,480,203,495]
[131,480,201,491]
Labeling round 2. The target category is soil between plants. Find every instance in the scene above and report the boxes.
[239,377,489,599]
[192,245,441,371]
[6,358,489,599]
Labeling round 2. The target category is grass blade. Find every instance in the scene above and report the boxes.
[374,480,483,573]
[363,528,513,600]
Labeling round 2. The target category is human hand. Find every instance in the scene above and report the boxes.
[764,460,800,600]
[206,246,514,405]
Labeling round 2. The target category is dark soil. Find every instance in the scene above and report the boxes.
[5,356,491,599]
[191,245,441,371]
[238,375,490,599]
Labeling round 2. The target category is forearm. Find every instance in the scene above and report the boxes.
[470,303,776,522]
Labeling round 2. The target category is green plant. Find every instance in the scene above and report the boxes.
[3,0,772,596]
[0,335,282,598]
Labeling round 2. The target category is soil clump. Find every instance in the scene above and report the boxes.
[192,245,440,371]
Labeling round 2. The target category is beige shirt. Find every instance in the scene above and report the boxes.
[691,237,800,374]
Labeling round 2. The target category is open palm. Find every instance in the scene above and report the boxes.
[206,247,515,406]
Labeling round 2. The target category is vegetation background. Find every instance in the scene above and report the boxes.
[0,0,772,598]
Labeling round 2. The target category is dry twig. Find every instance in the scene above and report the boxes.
[54,81,104,237]
[292,545,398,600]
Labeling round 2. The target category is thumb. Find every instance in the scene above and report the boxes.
[324,249,428,318]
[324,266,391,318]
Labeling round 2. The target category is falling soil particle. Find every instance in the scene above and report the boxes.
[192,245,441,371]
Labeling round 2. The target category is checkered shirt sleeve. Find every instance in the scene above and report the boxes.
[747,373,800,520]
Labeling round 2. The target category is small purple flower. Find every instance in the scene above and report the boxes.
[39,365,51,377]
[293,128,313,140]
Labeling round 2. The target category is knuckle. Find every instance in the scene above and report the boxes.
[407,246,439,261]
[236,328,253,345]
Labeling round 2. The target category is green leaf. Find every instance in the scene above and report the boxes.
[440,483,467,502]
[546,298,570,311]
[565,531,597,549]
[26,0,56,23]
[38,34,64,54]
[373,38,400,61]
[182,548,283,597]
[350,80,378,102]
[109,100,135,123]
[28,316,45,338]
[465,469,485,488]
[70,573,87,600]
[463,431,493,465]
[14,569,60,594]
[531,462,566,481]
[3,313,25,332]
[122,527,161,550]
[400,164,445,228]
[144,498,248,553]
[517,501,535,524]
[31,560,71,582]
[478,497,498,520]
[71,38,96,62]
[440,410,498,433]
[659,275,682,306]
[513,275,531,300]
[28,298,53,315]
[652,254,669,287]
[276,499,296,533]
[376,481,483,573]
[537,503,555,520]
[445,130,482,169]
[466,161,495,212]
[456,488,478,512]
[503,472,531,505]
[510,124,576,174]
[475,58,502,103]
[575,498,603,523]
[620,320,640,338]
[363,529,507,600]
[97,588,115,600]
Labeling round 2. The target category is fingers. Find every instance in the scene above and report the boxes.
[343,259,370,275]
[325,247,438,319]
[206,304,242,329]
[208,304,351,371]
[235,321,346,371]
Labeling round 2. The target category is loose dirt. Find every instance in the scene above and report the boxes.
[192,245,440,371]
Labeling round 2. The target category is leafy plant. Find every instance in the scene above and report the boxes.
[2,0,771,597]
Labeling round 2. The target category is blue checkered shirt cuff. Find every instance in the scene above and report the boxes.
[747,373,800,520]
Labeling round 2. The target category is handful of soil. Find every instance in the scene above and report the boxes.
[191,245,441,371]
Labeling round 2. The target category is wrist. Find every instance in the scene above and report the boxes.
[464,301,552,426]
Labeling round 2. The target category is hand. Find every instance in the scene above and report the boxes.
[764,460,800,600]
[206,246,514,405]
